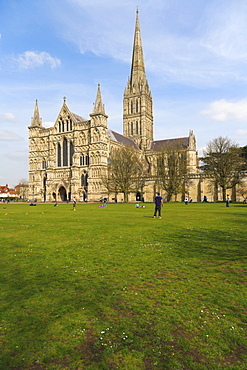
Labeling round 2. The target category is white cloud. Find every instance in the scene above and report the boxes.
[0,131,23,141]
[236,129,247,143]
[237,129,247,135]
[201,99,247,122]
[6,151,28,161]
[48,0,247,87]
[13,51,61,69]
[235,129,247,146]
[200,2,247,62]
[197,146,206,157]
[43,121,54,128]
[0,113,16,122]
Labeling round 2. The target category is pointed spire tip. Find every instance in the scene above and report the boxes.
[31,98,42,127]
[92,83,105,115]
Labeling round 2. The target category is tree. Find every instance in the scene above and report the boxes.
[104,145,146,202]
[240,146,247,172]
[237,182,247,201]
[100,166,119,200]
[18,178,28,185]
[240,145,247,160]
[200,136,245,201]
[155,141,189,202]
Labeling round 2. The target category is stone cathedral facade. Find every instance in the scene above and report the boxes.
[29,11,202,203]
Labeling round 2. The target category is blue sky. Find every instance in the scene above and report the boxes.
[1,0,247,187]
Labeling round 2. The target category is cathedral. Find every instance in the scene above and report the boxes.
[28,11,201,203]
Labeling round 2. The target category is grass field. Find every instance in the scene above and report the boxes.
[0,201,247,369]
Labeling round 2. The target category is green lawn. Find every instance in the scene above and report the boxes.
[0,202,247,369]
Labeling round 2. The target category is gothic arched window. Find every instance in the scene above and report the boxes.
[63,138,68,166]
[57,143,61,167]
[70,142,74,166]
[81,173,88,187]
[136,122,138,135]
[80,156,85,166]
[81,174,84,186]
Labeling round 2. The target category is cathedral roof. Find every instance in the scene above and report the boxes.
[150,137,189,151]
[107,129,139,149]
[72,112,87,122]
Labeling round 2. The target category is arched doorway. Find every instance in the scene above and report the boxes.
[136,191,141,201]
[59,186,67,201]
[52,192,56,201]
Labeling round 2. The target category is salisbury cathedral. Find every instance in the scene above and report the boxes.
[29,11,203,203]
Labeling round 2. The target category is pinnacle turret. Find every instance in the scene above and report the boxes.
[31,99,42,127]
[92,84,106,116]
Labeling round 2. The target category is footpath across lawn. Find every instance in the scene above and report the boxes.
[0,202,247,369]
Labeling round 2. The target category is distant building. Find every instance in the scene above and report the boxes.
[0,184,18,199]
[15,183,29,200]
[28,11,209,203]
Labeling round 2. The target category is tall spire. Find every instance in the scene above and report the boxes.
[130,9,146,87]
[31,99,42,127]
[92,84,106,115]
[123,10,153,149]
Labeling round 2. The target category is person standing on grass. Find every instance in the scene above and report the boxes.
[226,195,230,207]
[153,192,163,219]
[73,198,77,211]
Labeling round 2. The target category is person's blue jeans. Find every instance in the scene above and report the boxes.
[154,205,161,217]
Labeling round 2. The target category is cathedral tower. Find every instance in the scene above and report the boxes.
[123,10,153,149]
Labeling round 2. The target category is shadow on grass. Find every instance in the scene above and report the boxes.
[163,227,247,262]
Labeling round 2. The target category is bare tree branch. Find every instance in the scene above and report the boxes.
[200,136,245,201]
[155,140,189,201]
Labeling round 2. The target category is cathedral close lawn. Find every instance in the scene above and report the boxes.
[1,202,247,369]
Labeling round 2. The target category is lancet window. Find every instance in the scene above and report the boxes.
[42,160,47,169]
[58,117,73,133]
[63,138,68,166]
[80,155,90,166]
[81,173,88,187]
[131,122,133,135]
[70,142,74,166]
[57,143,61,167]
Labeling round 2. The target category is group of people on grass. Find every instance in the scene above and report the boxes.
[152,192,235,218]
[43,192,243,215]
